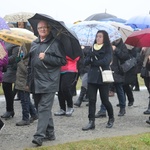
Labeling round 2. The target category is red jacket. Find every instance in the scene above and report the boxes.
[61,56,79,73]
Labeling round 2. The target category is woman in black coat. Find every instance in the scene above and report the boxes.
[1,42,19,118]
[82,30,114,130]
[111,38,129,116]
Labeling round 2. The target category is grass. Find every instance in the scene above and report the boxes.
[24,133,150,150]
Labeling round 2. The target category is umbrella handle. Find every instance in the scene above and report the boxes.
[42,38,56,69]
[44,39,55,53]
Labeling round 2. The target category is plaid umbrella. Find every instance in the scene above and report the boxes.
[70,21,121,46]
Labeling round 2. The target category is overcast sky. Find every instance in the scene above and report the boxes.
[1,0,150,23]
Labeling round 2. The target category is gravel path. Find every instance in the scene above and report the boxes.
[0,88,150,150]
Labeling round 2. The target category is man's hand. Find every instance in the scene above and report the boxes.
[39,53,45,60]
[112,45,116,51]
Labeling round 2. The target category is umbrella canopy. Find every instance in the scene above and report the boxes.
[0,28,37,46]
[70,21,121,46]
[100,17,127,23]
[125,28,150,47]
[28,13,82,59]
[0,16,9,30]
[110,22,134,42]
[84,13,117,21]
[0,42,7,59]
[125,14,150,29]
[4,12,35,22]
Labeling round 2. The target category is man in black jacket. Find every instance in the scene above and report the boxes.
[28,20,66,146]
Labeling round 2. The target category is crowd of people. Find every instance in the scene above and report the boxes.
[0,18,150,147]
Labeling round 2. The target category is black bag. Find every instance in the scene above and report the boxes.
[140,67,149,78]
[119,57,137,73]
[2,65,7,72]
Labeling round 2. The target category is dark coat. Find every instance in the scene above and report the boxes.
[27,34,66,94]
[15,44,30,92]
[84,45,112,84]
[2,42,19,83]
[111,39,129,83]
[77,46,91,75]
[15,57,29,91]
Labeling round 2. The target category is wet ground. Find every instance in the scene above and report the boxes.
[0,87,150,150]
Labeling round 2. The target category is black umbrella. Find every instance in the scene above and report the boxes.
[84,13,117,21]
[28,13,82,59]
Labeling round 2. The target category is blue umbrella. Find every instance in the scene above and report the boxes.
[0,16,9,30]
[125,14,150,29]
[70,21,121,46]
[100,17,127,23]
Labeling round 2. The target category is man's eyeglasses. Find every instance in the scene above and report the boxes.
[37,26,49,30]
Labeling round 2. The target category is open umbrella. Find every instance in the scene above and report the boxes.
[70,21,121,46]
[125,28,150,47]
[0,41,7,59]
[84,13,117,21]
[125,14,150,29]
[0,16,9,30]
[100,17,127,23]
[110,22,134,42]
[28,13,82,59]
[0,28,37,46]
[4,12,35,22]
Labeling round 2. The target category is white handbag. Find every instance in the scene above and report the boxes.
[100,67,114,83]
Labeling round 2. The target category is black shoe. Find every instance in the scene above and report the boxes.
[146,117,150,125]
[0,119,5,131]
[30,115,38,123]
[82,97,89,102]
[118,108,126,116]
[82,121,95,131]
[86,103,89,106]
[95,111,106,118]
[106,118,115,128]
[32,138,43,146]
[116,104,120,107]
[74,99,82,107]
[128,102,134,106]
[44,134,56,141]
[143,109,150,115]
[1,111,15,119]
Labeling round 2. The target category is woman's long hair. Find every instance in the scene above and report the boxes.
[93,30,111,47]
